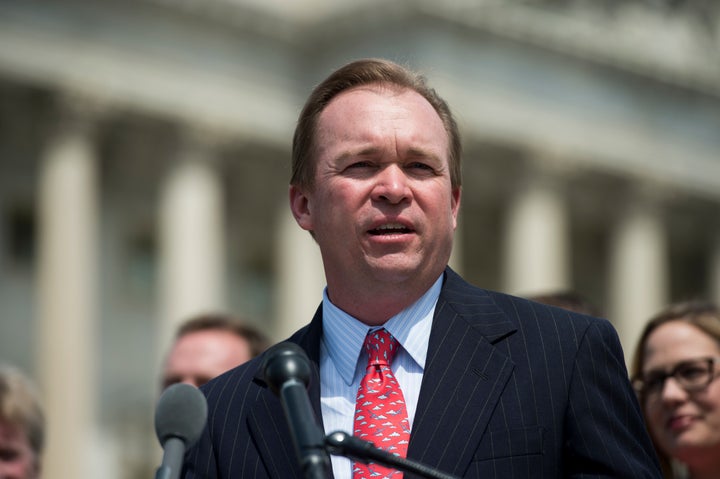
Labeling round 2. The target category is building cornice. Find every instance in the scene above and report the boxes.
[421,2,720,96]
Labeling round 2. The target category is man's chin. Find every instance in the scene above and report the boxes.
[365,257,425,283]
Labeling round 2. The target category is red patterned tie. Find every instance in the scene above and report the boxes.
[353,329,410,478]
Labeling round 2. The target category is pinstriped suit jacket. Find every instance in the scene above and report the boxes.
[184,268,662,478]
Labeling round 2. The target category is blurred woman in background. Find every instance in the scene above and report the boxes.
[631,301,720,479]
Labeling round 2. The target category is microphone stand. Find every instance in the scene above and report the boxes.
[278,378,331,479]
[154,437,185,479]
[325,431,460,479]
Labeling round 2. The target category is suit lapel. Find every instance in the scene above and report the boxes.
[408,268,517,477]
[247,305,328,478]
[247,388,302,478]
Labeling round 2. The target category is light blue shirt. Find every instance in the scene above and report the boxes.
[320,275,443,479]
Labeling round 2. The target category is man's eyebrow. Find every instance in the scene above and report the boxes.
[335,146,382,161]
[405,147,441,161]
[335,146,442,162]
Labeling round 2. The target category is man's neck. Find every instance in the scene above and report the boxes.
[326,272,443,326]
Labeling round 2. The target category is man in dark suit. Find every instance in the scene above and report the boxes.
[184,58,661,478]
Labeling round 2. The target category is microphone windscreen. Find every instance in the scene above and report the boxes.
[261,342,311,394]
[154,383,208,447]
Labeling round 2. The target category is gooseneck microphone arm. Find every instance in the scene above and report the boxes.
[262,342,331,479]
[325,431,460,479]
[155,437,185,479]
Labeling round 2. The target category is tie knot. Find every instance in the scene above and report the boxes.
[364,329,398,367]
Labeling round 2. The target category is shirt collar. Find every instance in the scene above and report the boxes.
[322,274,443,386]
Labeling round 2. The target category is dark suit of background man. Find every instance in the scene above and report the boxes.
[183,58,662,478]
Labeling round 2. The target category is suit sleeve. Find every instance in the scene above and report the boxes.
[563,319,662,478]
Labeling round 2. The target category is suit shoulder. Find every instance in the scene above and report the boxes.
[442,269,614,339]
[199,321,318,408]
[490,288,610,328]
[200,355,262,403]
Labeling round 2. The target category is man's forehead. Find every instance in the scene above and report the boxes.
[325,83,426,110]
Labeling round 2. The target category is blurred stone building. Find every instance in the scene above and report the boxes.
[0,0,718,477]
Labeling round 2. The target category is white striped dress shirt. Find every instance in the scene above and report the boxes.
[320,275,442,479]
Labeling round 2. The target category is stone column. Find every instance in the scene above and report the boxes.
[608,195,668,363]
[275,208,325,341]
[502,172,570,296]
[36,98,100,479]
[157,132,226,353]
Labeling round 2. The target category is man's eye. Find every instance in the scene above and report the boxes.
[0,448,20,461]
[406,162,436,174]
[408,162,432,169]
[347,161,373,169]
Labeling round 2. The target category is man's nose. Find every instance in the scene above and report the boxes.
[371,165,410,204]
[180,377,202,388]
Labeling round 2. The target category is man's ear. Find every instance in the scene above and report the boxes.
[451,187,462,229]
[289,185,313,231]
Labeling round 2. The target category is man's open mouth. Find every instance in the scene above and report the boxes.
[369,223,411,235]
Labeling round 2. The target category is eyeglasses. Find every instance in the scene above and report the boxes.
[632,357,720,398]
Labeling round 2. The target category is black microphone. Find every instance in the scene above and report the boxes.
[154,383,208,479]
[325,431,460,479]
[262,342,331,479]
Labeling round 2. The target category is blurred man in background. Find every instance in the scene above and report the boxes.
[527,290,602,317]
[161,313,269,389]
[0,364,44,479]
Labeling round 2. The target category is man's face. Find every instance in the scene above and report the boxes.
[162,330,252,389]
[0,420,38,479]
[290,85,460,301]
